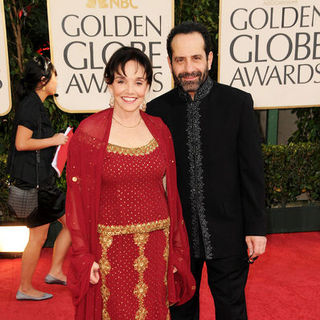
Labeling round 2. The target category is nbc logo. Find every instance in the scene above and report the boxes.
[86,0,138,8]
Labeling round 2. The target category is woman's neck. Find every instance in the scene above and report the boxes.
[112,107,141,124]
[35,89,48,102]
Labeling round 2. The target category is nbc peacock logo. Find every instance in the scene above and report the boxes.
[86,0,138,9]
[263,0,298,5]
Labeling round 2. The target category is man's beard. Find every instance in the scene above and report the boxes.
[173,69,208,93]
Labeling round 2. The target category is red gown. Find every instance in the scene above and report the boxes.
[98,139,170,319]
[66,109,195,320]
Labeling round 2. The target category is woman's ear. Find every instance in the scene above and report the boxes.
[108,84,114,97]
[40,76,47,86]
[108,85,115,107]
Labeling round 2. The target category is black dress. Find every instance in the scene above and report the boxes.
[8,91,65,228]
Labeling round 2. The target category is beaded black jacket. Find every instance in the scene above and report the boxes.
[147,77,266,259]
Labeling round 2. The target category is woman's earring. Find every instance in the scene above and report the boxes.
[109,95,114,108]
[140,99,146,112]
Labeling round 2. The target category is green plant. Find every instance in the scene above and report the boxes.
[263,143,320,208]
[289,108,320,143]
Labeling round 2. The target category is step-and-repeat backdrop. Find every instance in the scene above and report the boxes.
[47,0,174,113]
[219,0,320,109]
[3,1,319,112]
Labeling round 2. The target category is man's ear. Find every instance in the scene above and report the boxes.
[167,56,173,72]
[208,51,213,71]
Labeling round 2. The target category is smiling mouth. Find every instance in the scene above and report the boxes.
[178,72,201,82]
[183,76,198,81]
[122,97,137,103]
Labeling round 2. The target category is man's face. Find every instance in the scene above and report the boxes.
[168,32,213,99]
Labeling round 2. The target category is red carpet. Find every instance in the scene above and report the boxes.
[1,232,319,320]
[200,232,320,320]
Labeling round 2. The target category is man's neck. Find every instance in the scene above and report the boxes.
[189,92,195,100]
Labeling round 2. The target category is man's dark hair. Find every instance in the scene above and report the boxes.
[167,21,212,61]
[104,46,153,85]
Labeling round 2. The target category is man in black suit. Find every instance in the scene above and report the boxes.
[147,22,267,320]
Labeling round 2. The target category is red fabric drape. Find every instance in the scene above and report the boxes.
[66,109,195,319]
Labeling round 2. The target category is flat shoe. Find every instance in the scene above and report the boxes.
[16,290,53,301]
[45,274,67,286]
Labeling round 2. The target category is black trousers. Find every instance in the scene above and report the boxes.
[170,255,250,320]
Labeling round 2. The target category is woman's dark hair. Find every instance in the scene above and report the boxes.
[17,55,57,100]
[167,21,212,61]
[104,47,153,85]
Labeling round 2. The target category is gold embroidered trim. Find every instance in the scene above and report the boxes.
[97,218,170,320]
[97,218,170,236]
[163,227,170,311]
[133,233,149,320]
[106,139,158,156]
[98,233,113,320]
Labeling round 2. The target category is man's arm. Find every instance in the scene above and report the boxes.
[238,93,267,258]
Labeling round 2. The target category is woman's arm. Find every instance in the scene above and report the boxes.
[15,125,68,151]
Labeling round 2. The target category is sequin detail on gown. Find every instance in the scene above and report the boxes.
[98,139,170,320]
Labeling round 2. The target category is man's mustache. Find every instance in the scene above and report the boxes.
[178,71,202,80]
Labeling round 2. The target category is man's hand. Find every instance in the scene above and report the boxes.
[245,236,267,262]
[90,261,100,284]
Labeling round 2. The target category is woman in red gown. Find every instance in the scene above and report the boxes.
[66,47,195,320]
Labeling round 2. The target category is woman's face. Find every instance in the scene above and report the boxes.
[44,73,57,96]
[108,60,149,114]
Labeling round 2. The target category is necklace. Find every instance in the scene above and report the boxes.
[112,115,142,128]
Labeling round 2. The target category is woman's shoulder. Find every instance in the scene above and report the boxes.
[17,92,41,117]
[73,108,111,143]
[15,92,42,130]
[78,108,110,129]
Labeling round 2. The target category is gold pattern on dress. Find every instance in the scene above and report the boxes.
[97,218,170,236]
[133,232,149,320]
[97,218,170,319]
[98,232,113,320]
[106,139,159,156]
[163,227,170,311]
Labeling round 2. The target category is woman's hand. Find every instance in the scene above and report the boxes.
[52,133,68,146]
[90,261,100,284]
[173,266,178,273]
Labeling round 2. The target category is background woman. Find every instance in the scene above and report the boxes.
[8,56,71,300]
[66,47,195,319]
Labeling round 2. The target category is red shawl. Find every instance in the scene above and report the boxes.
[66,108,195,319]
